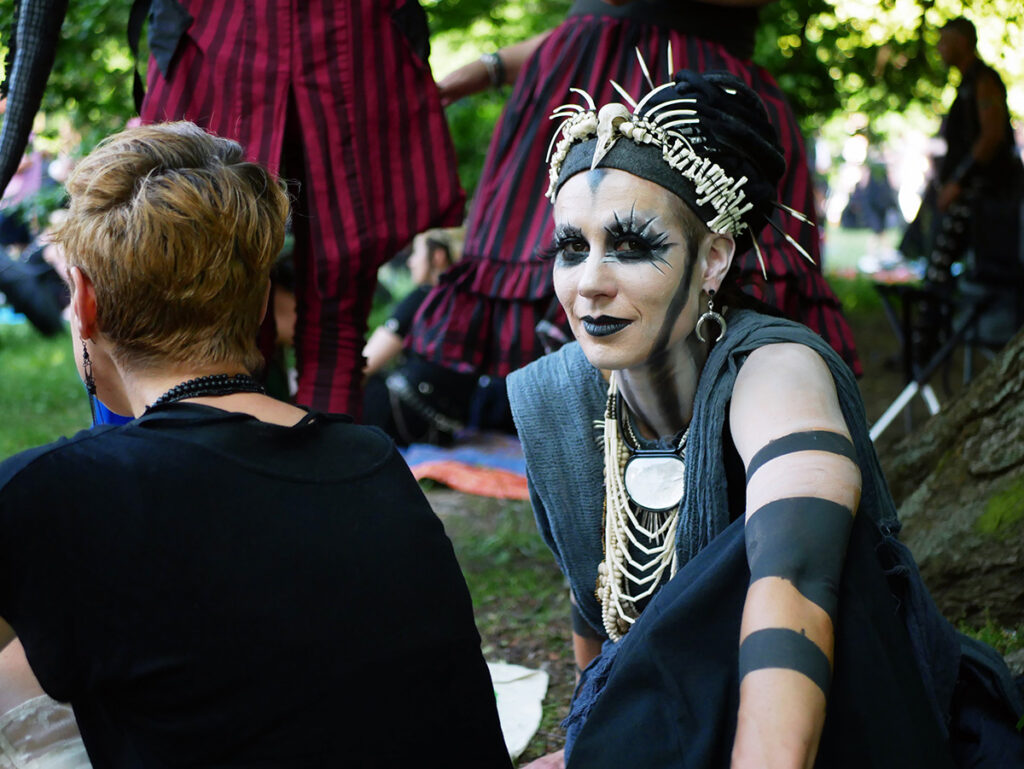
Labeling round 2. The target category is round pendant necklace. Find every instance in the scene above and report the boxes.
[597,373,689,641]
[618,396,689,512]
[147,373,266,412]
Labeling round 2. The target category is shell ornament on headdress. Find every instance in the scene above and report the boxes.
[545,49,814,276]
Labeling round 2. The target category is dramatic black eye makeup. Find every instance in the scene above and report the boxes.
[538,224,589,264]
[604,206,674,272]
[539,207,676,271]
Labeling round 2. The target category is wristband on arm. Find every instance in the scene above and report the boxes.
[745,496,853,623]
[479,52,506,89]
[739,497,850,697]
[745,430,858,484]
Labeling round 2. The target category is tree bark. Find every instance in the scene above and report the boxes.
[882,328,1024,625]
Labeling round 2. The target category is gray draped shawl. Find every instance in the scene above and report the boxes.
[508,309,900,636]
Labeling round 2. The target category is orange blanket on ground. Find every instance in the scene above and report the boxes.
[399,432,528,500]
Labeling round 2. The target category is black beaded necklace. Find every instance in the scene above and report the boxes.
[147,373,266,412]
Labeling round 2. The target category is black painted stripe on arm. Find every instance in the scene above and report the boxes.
[745,430,857,484]
[739,627,831,695]
[745,497,853,622]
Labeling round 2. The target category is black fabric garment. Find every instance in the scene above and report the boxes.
[0,0,70,195]
[567,514,964,769]
[0,404,511,769]
[146,0,193,79]
[939,60,1021,192]
[385,285,432,339]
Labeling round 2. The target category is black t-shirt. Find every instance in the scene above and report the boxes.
[384,286,479,420]
[384,285,431,339]
[0,405,510,768]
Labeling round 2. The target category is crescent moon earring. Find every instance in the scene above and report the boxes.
[695,289,727,344]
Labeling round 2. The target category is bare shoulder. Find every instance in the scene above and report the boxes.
[736,342,832,386]
[729,343,849,463]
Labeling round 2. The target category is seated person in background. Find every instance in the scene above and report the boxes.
[0,123,511,769]
[364,229,514,445]
[364,228,462,378]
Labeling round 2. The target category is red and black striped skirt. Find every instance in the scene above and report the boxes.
[409,13,861,376]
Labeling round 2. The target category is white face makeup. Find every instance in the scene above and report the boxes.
[550,169,708,371]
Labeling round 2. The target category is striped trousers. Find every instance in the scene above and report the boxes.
[141,0,464,415]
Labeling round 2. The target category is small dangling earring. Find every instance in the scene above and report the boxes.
[81,339,97,396]
[695,288,727,344]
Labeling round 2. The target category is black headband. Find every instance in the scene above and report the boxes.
[547,68,799,259]
[555,138,717,229]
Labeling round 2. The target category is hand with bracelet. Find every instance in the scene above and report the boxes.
[436,0,642,102]
[436,31,551,106]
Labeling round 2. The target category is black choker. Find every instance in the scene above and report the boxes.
[148,373,266,411]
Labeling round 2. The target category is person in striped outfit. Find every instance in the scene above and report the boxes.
[408,0,862,383]
[141,0,464,416]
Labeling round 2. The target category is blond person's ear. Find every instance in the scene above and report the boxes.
[69,266,99,340]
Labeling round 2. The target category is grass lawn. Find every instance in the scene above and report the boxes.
[438,493,575,763]
[0,323,90,461]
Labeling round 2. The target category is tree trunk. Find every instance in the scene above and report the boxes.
[882,328,1024,626]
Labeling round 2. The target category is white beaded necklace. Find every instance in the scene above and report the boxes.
[597,373,688,640]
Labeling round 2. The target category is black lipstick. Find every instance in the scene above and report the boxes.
[582,315,631,337]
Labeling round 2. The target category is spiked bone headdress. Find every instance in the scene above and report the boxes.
[546,56,814,273]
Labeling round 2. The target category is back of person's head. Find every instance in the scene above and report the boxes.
[52,122,289,372]
[942,17,977,49]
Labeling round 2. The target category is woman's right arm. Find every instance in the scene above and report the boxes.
[0,638,47,713]
[573,630,603,671]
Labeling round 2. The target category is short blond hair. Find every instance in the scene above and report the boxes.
[52,122,289,372]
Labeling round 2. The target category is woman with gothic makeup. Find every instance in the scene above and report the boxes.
[409,0,864,402]
[509,70,1023,769]
[0,123,510,768]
